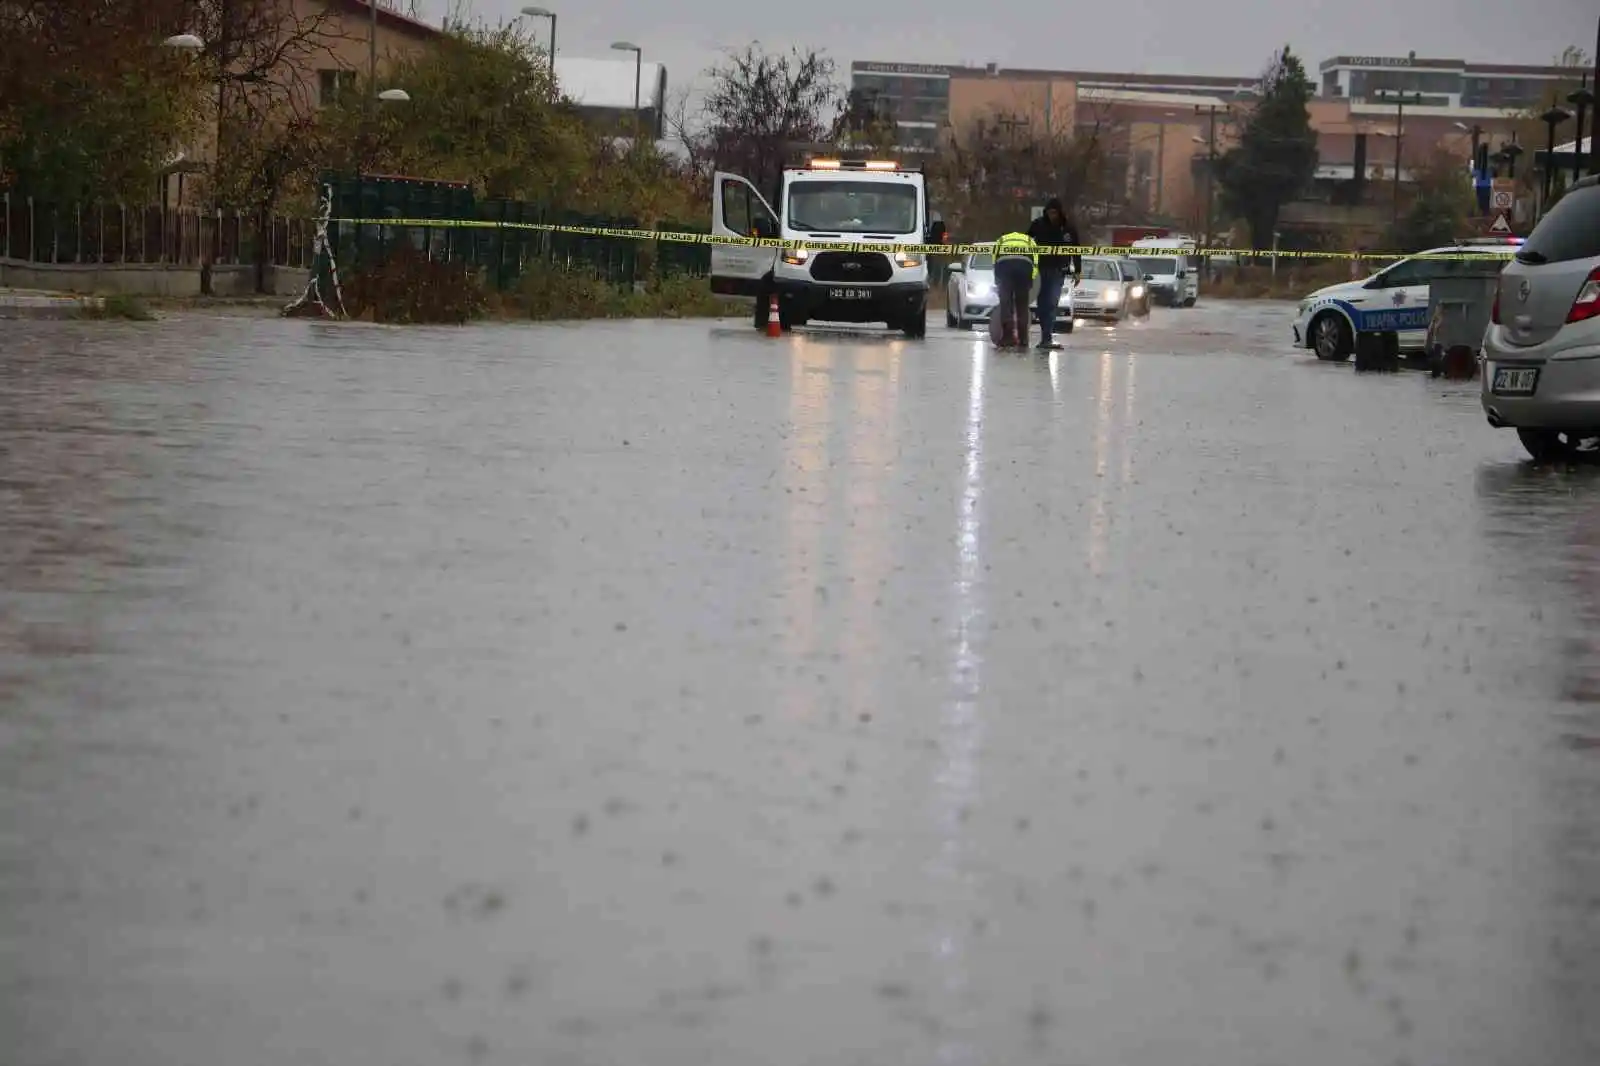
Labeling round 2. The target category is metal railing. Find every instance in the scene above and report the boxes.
[0,195,316,269]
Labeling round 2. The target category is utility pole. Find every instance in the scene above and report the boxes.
[1376,90,1423,228]
[1194,103,1225,251]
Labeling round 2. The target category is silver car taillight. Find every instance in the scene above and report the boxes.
[1567,267,1600,325]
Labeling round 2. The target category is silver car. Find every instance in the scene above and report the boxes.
[1480,174,1600,461]
[944,244,1073,331]
[1072,256,1151,321]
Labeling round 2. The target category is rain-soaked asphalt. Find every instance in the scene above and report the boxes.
[2,300,1598,1066]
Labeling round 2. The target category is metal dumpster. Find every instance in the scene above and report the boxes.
[1425,262,1504,377]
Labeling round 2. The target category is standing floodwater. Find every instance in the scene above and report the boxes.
[2,307,1597,1066]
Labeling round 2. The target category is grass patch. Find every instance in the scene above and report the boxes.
[75,293,156,320]
[489,264,742,321]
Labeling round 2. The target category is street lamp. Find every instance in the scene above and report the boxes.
[1539,104,1571,207]
[1568,76,1594,188]
[377,88,410,102]
[611,40,643,135]
[520,7,557,80]
[163,33,204,51]
[1497,139,1524,180]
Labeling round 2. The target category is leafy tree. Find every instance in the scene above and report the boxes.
[1215,45,1319,252]
[1389,147,1474,250]
[321,22,589,201]
[702,44,841,193]
[0,0,202,200]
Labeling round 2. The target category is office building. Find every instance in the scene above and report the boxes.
[1317,54,1578,110]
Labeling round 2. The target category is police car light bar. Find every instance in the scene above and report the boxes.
[803,158,904,171]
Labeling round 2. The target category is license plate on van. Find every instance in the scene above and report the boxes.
[830,288,871,300]
[1492,367,1539,395]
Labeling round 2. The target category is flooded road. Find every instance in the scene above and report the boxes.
[2,302,1597,1066]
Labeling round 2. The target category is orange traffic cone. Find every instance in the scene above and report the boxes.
[766,293,782,338]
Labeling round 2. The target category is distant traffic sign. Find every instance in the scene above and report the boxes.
[1491,179,1515,212]
[1488,211,1513,235]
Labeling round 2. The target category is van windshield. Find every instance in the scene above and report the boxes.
[1135,256,1178,275]
[787,180,919,234]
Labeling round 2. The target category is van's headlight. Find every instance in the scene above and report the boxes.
[895,253,922,268]
[782,249,809,266]
[1105,288,1121,303]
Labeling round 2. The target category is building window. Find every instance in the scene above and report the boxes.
[318,68,357,106]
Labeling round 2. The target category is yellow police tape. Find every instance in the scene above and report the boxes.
[328,217,1520,262]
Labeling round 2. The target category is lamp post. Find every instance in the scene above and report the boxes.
[520,7,557,81]
[610,41,643,140]
[1375,90,1423,227]
[1539,104,1572,209]
[1568,76,1594,188]
[1498,139,1524,179]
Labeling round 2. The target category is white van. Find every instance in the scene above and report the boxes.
[1130,237,1200,307]
[709,157,946,338]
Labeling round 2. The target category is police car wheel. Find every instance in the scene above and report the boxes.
[946,306,958,327]
[1311,312,1352,361]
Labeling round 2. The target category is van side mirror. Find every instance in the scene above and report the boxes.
[947,262,963,274]
[1144,274,1155,281]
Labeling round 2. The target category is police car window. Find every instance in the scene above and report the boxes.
[721,182,751,235]
[1081,259,1119,281]
[787,180,919,234]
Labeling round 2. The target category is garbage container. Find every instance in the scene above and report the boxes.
[1426,262,1503,378]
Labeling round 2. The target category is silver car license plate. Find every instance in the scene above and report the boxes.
[830,288,871,300]
[1492,367,1539,395]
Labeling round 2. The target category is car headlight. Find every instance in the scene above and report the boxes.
[1105,288,1121,303]
[1130,285,1145,298]
[782,249,809,266]
[895,253,922,268]
[967,281,992,298]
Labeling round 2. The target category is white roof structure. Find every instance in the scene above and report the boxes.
[1552,135,1592,155]
[553,57,666,111]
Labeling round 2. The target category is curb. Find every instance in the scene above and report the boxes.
[0,293,106,320]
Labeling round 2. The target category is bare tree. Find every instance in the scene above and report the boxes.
[702,44,841,193]
[928,94,1119,241]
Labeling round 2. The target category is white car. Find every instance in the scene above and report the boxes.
[1293,238,1523,361]
[944,244,1073,331]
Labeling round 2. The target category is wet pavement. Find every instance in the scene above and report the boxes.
[2,301,1598,1066]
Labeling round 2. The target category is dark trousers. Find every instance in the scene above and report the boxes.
[994,258,1033,345]
[1036,268,1065,344]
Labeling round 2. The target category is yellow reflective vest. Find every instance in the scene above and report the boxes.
[994,231,1038,278]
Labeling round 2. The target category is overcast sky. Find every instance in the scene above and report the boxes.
[422,0,1596,105]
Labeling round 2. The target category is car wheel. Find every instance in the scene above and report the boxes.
[1517,429,1600,462]
[946,305,957,328]
[1310,311,1352,361]
[1182,296,1196,308]
[902,307,928,339]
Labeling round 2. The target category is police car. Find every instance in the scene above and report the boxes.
[1292,238,1523,360]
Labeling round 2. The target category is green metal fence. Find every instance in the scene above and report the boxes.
[323,172,708,292]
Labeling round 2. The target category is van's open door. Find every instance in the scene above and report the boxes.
[711,172,779,297]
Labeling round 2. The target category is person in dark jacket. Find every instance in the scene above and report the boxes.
[1026,198,1081,351]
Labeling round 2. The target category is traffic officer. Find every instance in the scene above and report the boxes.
[992,227,1038,350]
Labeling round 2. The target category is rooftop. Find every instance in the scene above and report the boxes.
[553,56,667,111]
